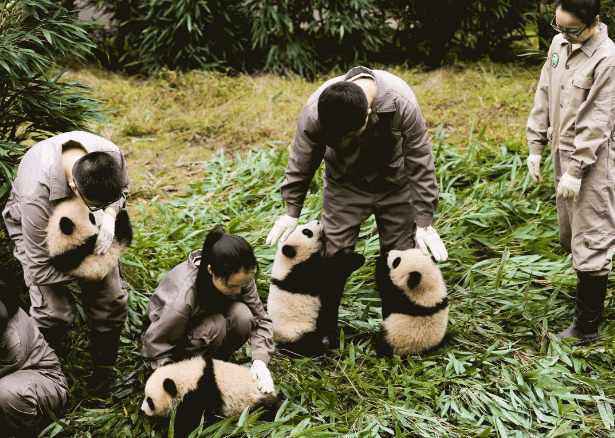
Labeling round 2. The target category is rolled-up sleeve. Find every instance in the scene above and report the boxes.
[527,58,552,156]
[21,198,74,286]
[241,280,274,364]
[568,61,615,178]
[399,99,438,227]
[281,104,325,218]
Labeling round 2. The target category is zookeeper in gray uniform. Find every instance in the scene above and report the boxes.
[2,131,129,391]
[266,66,448,345]
[0,281,68,437]
[527,0,614,343]
[142,226,275,394]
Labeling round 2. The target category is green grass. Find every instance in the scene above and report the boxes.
[41,63,615,437]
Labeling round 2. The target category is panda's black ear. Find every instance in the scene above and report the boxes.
[392,257,401,269]
[282,245,296,259]
[407,271,422,289]
[59,217,75,235]
[163,378,178,397]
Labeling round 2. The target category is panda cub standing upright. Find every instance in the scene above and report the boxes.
[267,220,364,356]
[376,248,449,356]
[46,197,132,281]
[141,355,281,438]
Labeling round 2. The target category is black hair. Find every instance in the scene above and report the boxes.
[72,149,123,205]
[317,81,369,143]
[195,226,257,314]
[557,0,600,27]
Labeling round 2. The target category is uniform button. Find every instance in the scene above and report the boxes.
[566,65,570,70]
[560,104,564,108]
[561,85,565,90]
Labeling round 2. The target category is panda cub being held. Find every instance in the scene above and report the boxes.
[267,220,364,356]
[376,248,449,356]
[141,355,281,438]
[46,197,132,282]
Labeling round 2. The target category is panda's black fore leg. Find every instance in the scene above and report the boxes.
[375,331,394,357]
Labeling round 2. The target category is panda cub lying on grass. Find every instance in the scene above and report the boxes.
[376,248,449,356]
[142,355,282,437]
[46,197,132,281]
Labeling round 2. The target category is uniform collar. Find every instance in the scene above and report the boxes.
[49,136,101,201]
[344,66,396,113]
[559,23,608,57]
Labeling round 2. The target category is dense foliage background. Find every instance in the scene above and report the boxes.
[0,0,99,283]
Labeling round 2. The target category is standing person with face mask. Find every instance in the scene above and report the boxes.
[527,0,614,344]
[141,226,275,394]
[266,66,447,349]
[2,131,129,393]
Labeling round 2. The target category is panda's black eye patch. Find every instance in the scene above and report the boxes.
[392,257,401,269]
[59,217,75,235]
[302,228,314,238]
[88,213,96,225]
[163,378,178,397]
[407,271,422,289]
[147,397,155,411]
[282,245,297,259]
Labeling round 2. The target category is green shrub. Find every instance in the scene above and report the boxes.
[89,0,255,74]
[0,0,100,280]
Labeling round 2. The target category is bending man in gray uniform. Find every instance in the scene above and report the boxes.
[527,0,614,343]
[2,131,129,392]
[266,66,448,346]
[0,281,68,437]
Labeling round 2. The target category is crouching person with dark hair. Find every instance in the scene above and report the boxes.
[0,281,68,438]
[141,226,275,394]
[2,131,130,394]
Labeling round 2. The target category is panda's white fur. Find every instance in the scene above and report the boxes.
[267,220,323,343]
[379,248,448,355]
[46,197,130,281]
[141,356,273,418]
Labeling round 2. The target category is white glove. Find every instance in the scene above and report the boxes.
[95,210,116,255]
[250,360,275,394]
[557,172,582,200]
[527,154,542,183]
[415,226,448,262]
[265,214,298,246]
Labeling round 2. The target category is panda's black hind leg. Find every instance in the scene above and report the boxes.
[278,332,327,357]
[254,394,285,422]
[375,330,394,358]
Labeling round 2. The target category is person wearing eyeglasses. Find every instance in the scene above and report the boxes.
[141,226,275,394]
[2,131,129,393]
[527,0,614,344]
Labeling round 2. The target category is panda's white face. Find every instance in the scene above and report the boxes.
[141,368,178,417]
[387,249,446,305]
[279,220,323,264]
[47,197,98,255]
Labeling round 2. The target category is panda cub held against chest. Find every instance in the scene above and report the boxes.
[46,197,132,281]
[378,248,449,355]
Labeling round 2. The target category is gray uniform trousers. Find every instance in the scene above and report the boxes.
[322,178,415,256]
[29,265,128,334]
[185,301,253,359]
[0,309,68,435]
[554,145,615,275]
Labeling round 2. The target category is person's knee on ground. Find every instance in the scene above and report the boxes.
[0,381,41,436]
[226,302,254,344]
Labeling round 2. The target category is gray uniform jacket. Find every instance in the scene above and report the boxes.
[141,250,274,368]
[527,24,615,273]
[2,131,129,288]
[282,67,438,227]
[0,308,68,431]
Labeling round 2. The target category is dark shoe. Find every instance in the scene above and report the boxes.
[39,326,69,357]
[87,329,122,395]
[556,272,607,344]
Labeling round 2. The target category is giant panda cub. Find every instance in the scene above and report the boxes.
[46,197,132,282]
[267,220,364,356]
[376,248,449,356]
[141,355,281,438]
